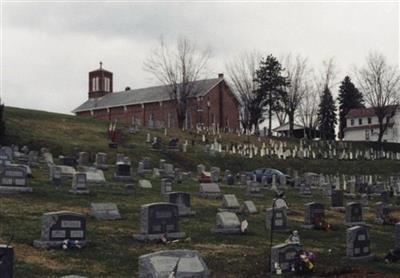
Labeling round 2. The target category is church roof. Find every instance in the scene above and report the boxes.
[72,78,224,113]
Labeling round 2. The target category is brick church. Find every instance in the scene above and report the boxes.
[73,63,241,131]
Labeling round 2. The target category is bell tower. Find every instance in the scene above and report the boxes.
[88,62,113,99]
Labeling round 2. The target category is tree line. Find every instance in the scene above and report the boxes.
[144,37,400,144]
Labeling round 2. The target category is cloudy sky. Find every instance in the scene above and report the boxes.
[2,1,399,114]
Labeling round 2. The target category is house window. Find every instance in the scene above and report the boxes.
[368,117,371,124]
[365,130,370,141]
[351,119,354,126]
[358,118,362,125]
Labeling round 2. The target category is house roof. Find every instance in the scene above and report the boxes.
[273,122,306,132]
[346,105,397,118]
[72,77,226,113]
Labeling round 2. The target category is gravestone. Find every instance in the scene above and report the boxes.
[138,250,210,278]
[94,152,108,170]
[199,183,222,199]
[139,179,152,189]
[299,183,312,197]
[84,168,106,185]
[33,211,87,249]
[303,202,325,229]
[137,162,145,177]
[133,203,185,241]
[124,183,135,195]
[0,245,14,278]
[245,182,264,198]
[166,192,196,217]
[114,162,132,181]
[78,152,89,166]
[210,167,220,183]
[61,156,76,167]
[57,165,76,179]
[90,203,121,220]
[345,202,364,226]
[161,178,173,195]
[0,165,32,193]
[219,194,240,212]
[271,243,301,274]
[163,163,174,179]
[346,225,374,261]
[226,174,235,186]
[212,212,242,234]
[331,189,344,211]
[242,200,258,214]
[28,150,39,167]
[265,208,288,232]
[50,165,62,187]
[69,172,90,195]
[0,148,12,166]
[374,202,389,224]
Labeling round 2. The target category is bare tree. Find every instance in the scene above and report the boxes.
[281,54,309,137]
[357,52,400,143]
[226,51,261,134]
[144,37,210,129]
[298,81,319,138]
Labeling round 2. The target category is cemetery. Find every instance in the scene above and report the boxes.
[1,107,400,277]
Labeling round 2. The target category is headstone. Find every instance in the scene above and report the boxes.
[84,168,106,185]
[161,178,173,195]
[346,225,374,261]
[166,192,195,217]
[69,172,90,194]
[199,183,222,199]
[114,162,132,181]
[0,245,13,278]
[94,152,108,170]
[57,165,76,179]
[303,202,325,229]
[90,203,121,220]
[226,174,235,186]
[271,243,301,274]
[242,200,258,214]
[265,208,288,232]
[219,194,240,212]
[246,182,264,198]
[345,202,364,226]
[138,250,210,278]
[374,201,389,224]
[28,150,39,167]
[212,212,242,234]
[61,156,76,167]
[50,165,62,187]
[133,203,185,241]
[299,183,312,197]
[33,211,87,249]
[139,179,152,189]
[331,189,344,210]
[0,165,32,193]
[78,152,89,166]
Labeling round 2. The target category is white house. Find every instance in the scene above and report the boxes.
[343,106,400,143]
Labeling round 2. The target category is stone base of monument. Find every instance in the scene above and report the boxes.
[211,227,242,234]
[68,189,90,195]
[245,192,264,198]
[114,175,133,181]
[346,254,375,262]
[0,186,33,193]
[33,239,88,249]
[217,208,241,213]
[345,221,365,227]
[133,232,186,242]
[331,206,345,212]
[198,193,222,199]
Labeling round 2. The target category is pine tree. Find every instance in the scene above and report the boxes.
[254,54,288,136]
[0,103,5,139]
[337,76,364,139]
[318,87,337,140]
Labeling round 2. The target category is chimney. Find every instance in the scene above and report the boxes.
[218,73,224,79]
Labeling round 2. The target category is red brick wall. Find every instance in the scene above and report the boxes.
[76,80,240,131]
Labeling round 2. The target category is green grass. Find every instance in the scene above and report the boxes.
[1,106,400,277]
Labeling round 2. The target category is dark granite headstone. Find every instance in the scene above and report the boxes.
[345,202,364,226]
[346,225,374,261]
[0,245,13,278]
[271,243,301,274]
[303,202,325,229]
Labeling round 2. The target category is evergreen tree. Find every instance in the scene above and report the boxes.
[254,54,288,136]
[318,87,337,140]
[0,103,4,139]
[337,76,364,139]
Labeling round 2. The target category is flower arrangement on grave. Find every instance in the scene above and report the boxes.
[62,239,82,250]
[314,215,331,231]
[294,250,315,275]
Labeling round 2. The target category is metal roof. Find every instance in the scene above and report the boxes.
[72,78,223,113]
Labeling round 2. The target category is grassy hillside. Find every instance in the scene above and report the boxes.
[1,106,400,277]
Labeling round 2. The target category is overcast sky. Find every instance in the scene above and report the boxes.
[2,1,399,114]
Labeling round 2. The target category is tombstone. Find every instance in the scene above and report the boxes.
[50,165,62,187]
[245,182,264,198]
[210,167,220,183]
[395,222,400,249]
[137,162,145,177]
[161,178,173,195]
[84,168,106,185]
[69,172,90,195]
[381,191,390,203]
[345,202,364,226]
[197,164,206,176]
[331,189,344,210]
[0,148,12,166]
[174,168,183,184]
[124,183,135,195]
[271,243,302,274]
[265,208,288,232]
[198,171,212,183]
[78,152,89,166]
[303,202,325,229]
[212,212,242,234]
[57,165,76,180]
[94,152,108,170]
[166,192,196,217]
[61,156,76,167]
[114,162,132,181]
[374,202,389,224]
[0,165,32,193]
[0,245,14,278]
[199,183,222,199]
[90,203,122,220]
[28,150,39,167]
[133,203,185,241]
[219,194,240,213]
[159,159,166,170]
[33,211,87,249]
[163,163,175,179]
[142,157,152,171]
[242,200,258,214]
[346,225,374,261]
[226,174,235,186]
[139,179,152,189]
[360,193,369,208]
[299,183,312,197]
[138,250,210,278]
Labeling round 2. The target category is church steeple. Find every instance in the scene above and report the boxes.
[88,62,113,99]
